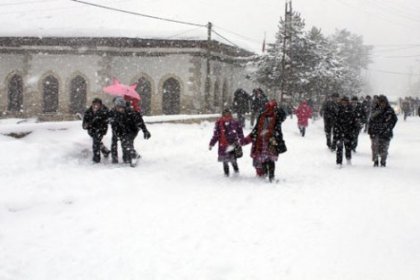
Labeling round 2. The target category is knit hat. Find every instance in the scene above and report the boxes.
[114,97,126,108]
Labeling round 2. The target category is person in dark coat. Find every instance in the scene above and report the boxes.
[368,95,398,167]
[350,96,367,152]
[82,98,110,163]
[109,97,151,167]
[320,93,340,150]
[242,100,287,182]
[334,96,357,166]
[209,108,245,176]
[250,88,268,127]
[362,95,372,133]
[232,88,250,128]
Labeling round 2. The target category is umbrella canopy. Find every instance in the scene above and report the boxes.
[103,78,140,101]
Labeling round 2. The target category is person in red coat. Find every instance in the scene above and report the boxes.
[294,100,313,137]
[242,100,287,182]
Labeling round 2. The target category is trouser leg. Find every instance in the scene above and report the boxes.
[231,159,239,173]
[371,135,380,163]
[379,138,390,165]
[223,162,229,176]
[121,136,136,164]
[100,140,110,157]
[344,137,352,160]
[111,134,118,163]
[92,135,101,163]
[352,128,360,150]
[267,161,275,182]
[324,121,332,148]
[336,137,344,164]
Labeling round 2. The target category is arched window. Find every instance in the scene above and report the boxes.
[162,78,180,115]
[43,75,59,113]
[8,74,23,112]
[213,80,220,107]
[135,77,152,115]
[70,75,87,114]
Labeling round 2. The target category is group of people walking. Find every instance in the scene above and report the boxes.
[209,98,287,182]
[82,96,151,167]
[320,93,398,167]
[82,86,399,179]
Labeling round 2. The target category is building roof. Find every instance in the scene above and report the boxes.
[0,37,254,58]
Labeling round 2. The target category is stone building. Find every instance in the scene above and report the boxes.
[0,37,258,120]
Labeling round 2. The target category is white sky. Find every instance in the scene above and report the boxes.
[1,0,420,98]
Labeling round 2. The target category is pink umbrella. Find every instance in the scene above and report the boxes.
[103,78,141,101]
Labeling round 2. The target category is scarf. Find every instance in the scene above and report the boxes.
[218,115,233,147]
[255,110,277,153]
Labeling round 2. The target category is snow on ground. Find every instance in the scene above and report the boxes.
[1,115,420,280]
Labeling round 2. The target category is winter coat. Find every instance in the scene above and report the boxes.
[82,105,109,138]
[250,93,268,113]
[244,107,287,160]
[109,108,147,139]
[321,100,339,125]
[232,89,250,114]
[334,104,358,139]
[209,116,244,162]
[295,101,313,127]
[368,105,398,140]
[352,102,367,128]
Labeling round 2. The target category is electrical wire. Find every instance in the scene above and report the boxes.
[211,29,241,48]
[69,0,206,28]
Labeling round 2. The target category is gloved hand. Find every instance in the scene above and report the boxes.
[143,130,151,139]
[209,145,213,151]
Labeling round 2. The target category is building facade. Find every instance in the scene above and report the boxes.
[0,37,258,120]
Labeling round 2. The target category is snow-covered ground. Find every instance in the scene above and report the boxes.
[1,115,420,280]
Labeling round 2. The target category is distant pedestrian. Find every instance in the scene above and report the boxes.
[82,98,110,163]
[350,96,367,152]
[368,95,398,167]
[250,88,268,127]
[243,100,287,182]
[320,93,340,151]
[334,96,357,167]
[362,95,372,133]
[109,97,151,167]
[232,88,250,128]
[209,108,244,176]
[294,100,313,137]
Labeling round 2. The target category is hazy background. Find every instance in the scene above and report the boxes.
[1,0,419,99]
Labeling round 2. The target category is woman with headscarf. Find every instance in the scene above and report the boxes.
[243,100,287,182]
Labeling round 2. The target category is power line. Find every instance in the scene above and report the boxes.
[164,27,204,40]
[211,29,240,48]
[212,24,261,44]
[69,0,206,28]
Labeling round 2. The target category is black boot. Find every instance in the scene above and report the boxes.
[232,161,239,174]
[373,160,379,167]
[223,162,230,177]
[380,160,386,167]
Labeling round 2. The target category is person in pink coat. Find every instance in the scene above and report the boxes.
[294,100,313,137]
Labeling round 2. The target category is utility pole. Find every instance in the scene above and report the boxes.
[204,22,212,112]
[280,0,292,103]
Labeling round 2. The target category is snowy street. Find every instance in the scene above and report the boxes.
[1,115,420,279]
